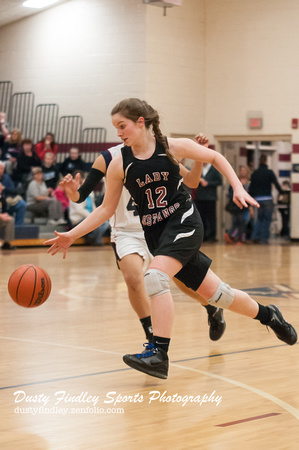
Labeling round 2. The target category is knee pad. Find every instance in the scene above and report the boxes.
[144,269,170,298]
[207,281,235,309]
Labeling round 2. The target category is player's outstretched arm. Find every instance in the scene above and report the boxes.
[170,137,259,210]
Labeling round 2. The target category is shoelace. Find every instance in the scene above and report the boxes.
[136,342,156,359]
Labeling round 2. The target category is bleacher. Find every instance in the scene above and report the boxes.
[0,80,118,247]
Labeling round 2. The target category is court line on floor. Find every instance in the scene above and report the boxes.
[171,362,299,421]
[1,335,297,392]
[0,336,122,356]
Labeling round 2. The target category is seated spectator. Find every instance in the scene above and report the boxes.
[26,167,65,226]
[0,112,10,152]
[36,133,58,161]
[0,161,26,225]
[42,152,60,193]
[59,147,86,177]
[54,182,70,227]
[12,138,42,195]
[69,170,110,245]
[1,129,23,175]
[0,190,16,250]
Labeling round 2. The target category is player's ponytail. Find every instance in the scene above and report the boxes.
[111,98,178,165]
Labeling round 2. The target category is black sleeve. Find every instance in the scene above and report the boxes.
[77,168,105,203]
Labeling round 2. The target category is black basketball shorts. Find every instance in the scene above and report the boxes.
[144,201,212,291]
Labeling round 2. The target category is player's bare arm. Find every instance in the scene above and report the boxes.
[169,137,259,209]
[179,133,208,188]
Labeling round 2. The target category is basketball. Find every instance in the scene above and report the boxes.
[8,264,51,308]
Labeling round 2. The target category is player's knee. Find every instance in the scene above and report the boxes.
[207,281,235,309]
[123,271,143,291]
[144,269,170,298]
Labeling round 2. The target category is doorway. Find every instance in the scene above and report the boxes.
[215,134,292,242]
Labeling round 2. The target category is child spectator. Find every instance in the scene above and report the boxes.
[42,151,60,193]
[54,182,70,227]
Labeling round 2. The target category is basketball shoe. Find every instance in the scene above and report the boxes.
[266,305,297,345]
[123,343,169,379]
[208,308,226,341]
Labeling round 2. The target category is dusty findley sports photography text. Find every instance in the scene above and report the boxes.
[13,389,222,408]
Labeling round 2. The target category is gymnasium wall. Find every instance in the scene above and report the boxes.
[204,0,299,238]
[0,0,204,140]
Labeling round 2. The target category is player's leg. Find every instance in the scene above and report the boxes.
[173,277,226,341]
[196,268,297,345]
[123,255,182,379]
[112,231,154,341]
[118,253,152,341]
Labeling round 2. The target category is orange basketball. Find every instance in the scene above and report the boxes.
[8,264,51,308]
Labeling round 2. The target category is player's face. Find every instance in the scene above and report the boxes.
[112,114,142,147]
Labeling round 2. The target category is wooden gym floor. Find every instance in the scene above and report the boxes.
[0,241,299,450]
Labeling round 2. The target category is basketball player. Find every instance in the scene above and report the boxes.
[60,134,226,343]
[45,98,297,380]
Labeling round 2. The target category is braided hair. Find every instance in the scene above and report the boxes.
[111,98,178,165]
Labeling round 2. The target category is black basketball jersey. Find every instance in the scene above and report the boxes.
[121,140,191,230]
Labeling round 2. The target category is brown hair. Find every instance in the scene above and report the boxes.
[111,98,178,164]
[10,129,22,145]
[22,138,33,146]
[259,154,267,165]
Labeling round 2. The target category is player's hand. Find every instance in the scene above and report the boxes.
[60,173,80,201]
[233,186,259,209]
[43,230,75,259]
[195,133,209,148]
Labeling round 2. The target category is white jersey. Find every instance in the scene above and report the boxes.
[106,144,142,239]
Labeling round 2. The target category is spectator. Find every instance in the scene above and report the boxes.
[59,147,86,177]
[225,166,250,245]
[26,167,65,226]
[277,180,291,238]
[36,133,58,161]
[53,182,70,227]
[13,138,42,194]
[249,154,282,244]
[193,162,223,242]
[42,151,60,193]
[0,187,16,250]
[1,129,23,175]
[0,112,10,151]
[0,161,26,225]
[69,170,110,245]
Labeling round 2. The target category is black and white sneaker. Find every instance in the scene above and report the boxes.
[266,305,297,345]
[208,308,226,341]
[123,343,169,379]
